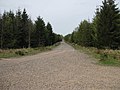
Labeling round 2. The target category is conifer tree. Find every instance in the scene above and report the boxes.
[46,22,53,45]
[19,9,29,48]
[35,16,46,46]
[15,9,22,48]
[0,13,3,49]
[97,0,120,49]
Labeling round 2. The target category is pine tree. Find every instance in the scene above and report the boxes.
[97,0,120,49]
[2,11,12,48]
[18,9,29,48]
[46,22,54,45]
[8,10,16,48]
[28,18,33,48]
[35,16,46,47]
[0,13,3,49]
[14,9,22,48]
[92,8,100,47]
[71,32,74,43]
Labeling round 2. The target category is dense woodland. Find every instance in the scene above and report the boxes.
[0,9,62,49]
[65,0,120,50]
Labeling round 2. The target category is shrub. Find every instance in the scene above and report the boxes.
[15,49,28,56]
[100,53,108,61]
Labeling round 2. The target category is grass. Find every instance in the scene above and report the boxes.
[0,42,60,59]
[69,43,120,67]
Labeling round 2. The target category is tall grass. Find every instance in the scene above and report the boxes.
[71,43,120,67]
[0,42,60,58]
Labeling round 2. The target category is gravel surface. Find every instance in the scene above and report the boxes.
[0,42,120,90]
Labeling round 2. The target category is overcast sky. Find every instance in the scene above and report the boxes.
[0,0,120,35]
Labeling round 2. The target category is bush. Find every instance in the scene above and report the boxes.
[15,49,28,56]
[100,53,108,61]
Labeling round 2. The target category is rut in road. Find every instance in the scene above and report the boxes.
[0,42,120,90]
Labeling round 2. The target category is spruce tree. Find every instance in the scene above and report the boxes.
[92,8,100,47]
[46,22,53,45]
[28,18,33,48]
[19,9,29,48]
[107,0,120,49]
[0,13,3,49]
[97,0,120,49]
[8,10,16,48]
[2,11,11,48]
[15,9,22,48]
[35,16,46,46]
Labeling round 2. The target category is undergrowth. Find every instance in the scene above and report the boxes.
[0,42,60,58]
[70,43,120,67]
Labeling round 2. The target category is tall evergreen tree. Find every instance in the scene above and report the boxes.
[46,22,54,45]
[2,11,12,48]
[35,16,46,46]
[0,13,3,49]
[92,8,100,47]
[8,10,16,48]
[18,9,29,48]
[97,0,120,49]
[28,18,33,48]
[14,9,22,48]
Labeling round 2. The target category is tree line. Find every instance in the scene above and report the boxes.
[0,9,62,49]
[64,0,120,49]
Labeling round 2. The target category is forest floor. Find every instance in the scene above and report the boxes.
[0,41,120,90]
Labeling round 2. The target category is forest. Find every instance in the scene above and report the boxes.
[0,9,62,49]
[64,0,120,50]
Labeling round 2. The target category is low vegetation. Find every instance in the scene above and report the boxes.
[70,43,120,67]
[0,42,60,58]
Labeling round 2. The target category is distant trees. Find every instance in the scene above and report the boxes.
[65,0,120,49]
[65,20,94,47]
[0,9,62,49]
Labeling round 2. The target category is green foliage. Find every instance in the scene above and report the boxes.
[71,43,120,67]
[45,22,53,45]
[99,58,120,66]
[96,0,120,49]
[64,20,94,47]
[65,0,120,66]
[19,9,29,48]
[64,0,120,50]
[0,9,62,50]
[0,42,60,58]
[64,34,71,42]
[15,49,28,56]
[34,16,46,47]
[100,53,108,61]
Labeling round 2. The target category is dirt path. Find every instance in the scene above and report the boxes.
[0,42,120,90]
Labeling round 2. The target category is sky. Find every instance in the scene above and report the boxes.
[0,0,120,35]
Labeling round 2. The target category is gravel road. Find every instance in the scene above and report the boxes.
[0,42,120,90]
